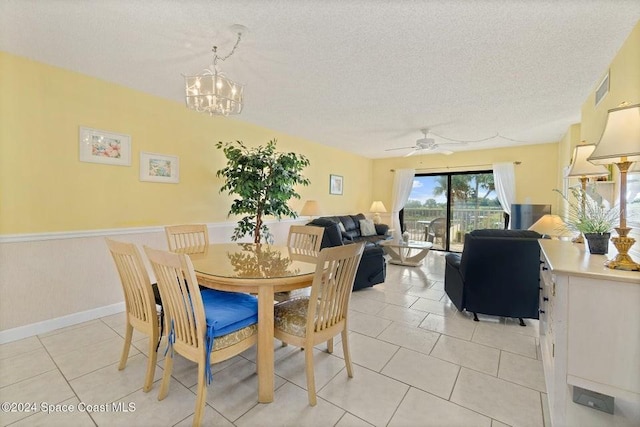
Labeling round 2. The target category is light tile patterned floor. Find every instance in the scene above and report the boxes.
[1,251,555,426]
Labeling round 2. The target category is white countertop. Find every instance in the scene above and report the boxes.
[538,239,640,284]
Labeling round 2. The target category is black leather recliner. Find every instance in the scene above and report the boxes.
[308,218,386,290]
[444,229,542,324]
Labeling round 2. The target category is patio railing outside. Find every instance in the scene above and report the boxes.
[402,207,504,247]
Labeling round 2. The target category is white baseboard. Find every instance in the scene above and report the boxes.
[0,302,125,344]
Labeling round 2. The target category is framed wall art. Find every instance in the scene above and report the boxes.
[329,174,343,195]
[79,126,131,166]
[139,152,180,183]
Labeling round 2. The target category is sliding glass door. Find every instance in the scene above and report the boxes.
[403,171,503,252]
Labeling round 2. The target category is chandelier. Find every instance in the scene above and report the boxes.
[184,29,244,116]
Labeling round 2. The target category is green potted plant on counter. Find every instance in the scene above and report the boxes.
[216,139,310,244]
[554,187,618,254]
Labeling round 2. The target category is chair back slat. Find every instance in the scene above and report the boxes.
[307,244,364,334]
[106,239,157,325]
[145,246,206,351]
[288,225,324,252]
[165,224,209,254]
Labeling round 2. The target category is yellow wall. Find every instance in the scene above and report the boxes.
[0,52,372,234]
[576,20,640,256]
[371,143,560,213]
[580,22,640,145]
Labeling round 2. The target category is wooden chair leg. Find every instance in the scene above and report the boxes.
[143,331,158,392]
[158,351,174,401]
[327,337,334,354]
[341,330,353,378]
[119,322,133,370]
[192,361,207,427]
[304,346,317,406]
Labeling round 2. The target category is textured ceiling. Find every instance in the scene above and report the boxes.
[1,1,639,158]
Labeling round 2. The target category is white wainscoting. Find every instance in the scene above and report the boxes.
[0,218,306,344]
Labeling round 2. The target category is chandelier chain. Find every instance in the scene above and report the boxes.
[213,32,242,66]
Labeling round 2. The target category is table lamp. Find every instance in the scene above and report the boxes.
[587,103,640,271]
[528,214,574,240]
[565,144,609,243]
[300,200,321,219]
[370,201,387,224]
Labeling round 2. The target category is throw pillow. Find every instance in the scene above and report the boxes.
[359,219,377,237]
[338,222,346,233]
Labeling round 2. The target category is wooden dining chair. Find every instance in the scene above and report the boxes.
[144,246,258,427]
[275,225,325,302]
[273,243,365,406]
[105,238,162,392]
[287,225,324,252]
[165,224,209,254]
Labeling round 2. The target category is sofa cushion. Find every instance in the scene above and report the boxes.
[359,219,377,236]
[351,214,366,228]
[309,217,337,227]
[338,215,357,232]
[308,220,343,248]
[375,223,390,236]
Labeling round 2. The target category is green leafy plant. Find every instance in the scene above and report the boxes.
[554,187,619,234]
[216,139,310,243]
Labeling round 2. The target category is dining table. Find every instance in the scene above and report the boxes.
[189,243,318,403]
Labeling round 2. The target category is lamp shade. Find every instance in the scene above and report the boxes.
[588,103,640,165]
[566,144,609,178]
[528,214,574,238]
[300,200,321,216]
[370,201,387,213]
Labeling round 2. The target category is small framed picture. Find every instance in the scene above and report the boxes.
[79,127,131,166]
[329,174,343,195]
[139,152,179,183]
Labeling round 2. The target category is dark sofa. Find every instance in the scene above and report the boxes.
[314,214,390,245]
[444,229,542,324]
[308,215,388,290]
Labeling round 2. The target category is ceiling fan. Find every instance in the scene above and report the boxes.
[385,128,467,156]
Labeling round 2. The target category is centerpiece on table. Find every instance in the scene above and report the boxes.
[554,187,619,254]
[216,139,310,244]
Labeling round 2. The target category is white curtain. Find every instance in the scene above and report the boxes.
[391,169,415,238]
[493,162,516,228]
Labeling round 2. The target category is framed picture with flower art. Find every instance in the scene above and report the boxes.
[139,152,179,183]
[79,127,131,166]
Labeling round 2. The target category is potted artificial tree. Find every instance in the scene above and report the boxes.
[216,139,310,244]
[555,187,618,254]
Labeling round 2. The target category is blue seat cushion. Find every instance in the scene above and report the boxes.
[201,289,258,337]
[200,289,258,384]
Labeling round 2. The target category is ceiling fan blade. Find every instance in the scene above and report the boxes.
[385,146,418,152]
[404,149,420,157]
[440,150,454,155]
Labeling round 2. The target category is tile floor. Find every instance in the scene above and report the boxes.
[0,251,575,426]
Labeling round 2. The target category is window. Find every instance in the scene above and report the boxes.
[403,171,503,252]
